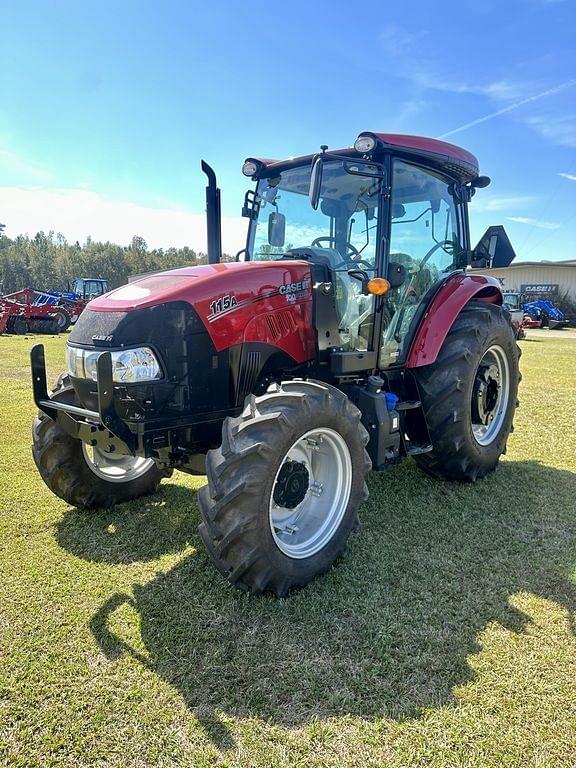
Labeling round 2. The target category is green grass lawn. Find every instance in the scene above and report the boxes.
[1,333,576,767]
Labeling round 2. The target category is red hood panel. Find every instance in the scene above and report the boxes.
[88,260,316,363]
[89,263,269,312]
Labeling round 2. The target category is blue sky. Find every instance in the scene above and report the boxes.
[1,0,575,259]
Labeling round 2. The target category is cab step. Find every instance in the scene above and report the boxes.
[395,400,421,411]
[405,443,433,455]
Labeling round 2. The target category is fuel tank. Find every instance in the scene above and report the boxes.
[87,261,316,363]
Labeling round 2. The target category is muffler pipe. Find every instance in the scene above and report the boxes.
[201,160,222,265]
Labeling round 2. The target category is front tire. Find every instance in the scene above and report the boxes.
[413,301,520,482]
[198,380,371,597]
[32,374,171,508]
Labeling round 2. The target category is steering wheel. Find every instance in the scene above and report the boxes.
[310,236,374,270]
[311,236,361,260]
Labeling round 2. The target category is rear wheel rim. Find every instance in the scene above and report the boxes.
[82,444,155,483]
[54,311,67,329]
[471,344,510,446]
[269,428,352,559]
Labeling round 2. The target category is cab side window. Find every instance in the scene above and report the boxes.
[381,161,463,363]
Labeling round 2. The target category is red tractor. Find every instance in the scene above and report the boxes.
[31,132,521,596]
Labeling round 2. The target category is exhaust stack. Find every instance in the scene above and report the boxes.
[201,161,222,264]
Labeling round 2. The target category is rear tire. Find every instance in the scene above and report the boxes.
[199,380,371,596]
[413,301,520,482]
[32,374,171,509]
[13,317,28,335]
[52,306,72,332]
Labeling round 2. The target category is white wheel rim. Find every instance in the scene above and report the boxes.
[82,444,155,483]
[269,428,352,559]
[471,344,510,446]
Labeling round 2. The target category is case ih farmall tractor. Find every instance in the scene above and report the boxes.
[31,132,520,597]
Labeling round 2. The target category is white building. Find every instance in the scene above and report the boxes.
[472,259,576,301]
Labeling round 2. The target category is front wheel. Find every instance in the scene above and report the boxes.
[32,374,171,508]
[413,301,521,482]
[198,380,371,596]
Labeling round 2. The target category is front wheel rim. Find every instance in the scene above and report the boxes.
[269,428,352,559]
[471,344,511,446]
[82,444,155,483]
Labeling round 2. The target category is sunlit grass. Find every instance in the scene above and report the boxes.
[1,331,575,767]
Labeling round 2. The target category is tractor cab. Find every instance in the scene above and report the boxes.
[70,278,109,301]
[240,133,494,373]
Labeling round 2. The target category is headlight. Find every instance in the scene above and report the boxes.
[354,134,377,154]
[242,158,264,177]
[111,348,161,383]
[66,346,162,383]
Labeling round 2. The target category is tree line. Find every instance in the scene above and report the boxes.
[0,226,232,294]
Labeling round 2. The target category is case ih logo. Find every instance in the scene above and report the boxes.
[280,278,311,302]
[521,284,558,295]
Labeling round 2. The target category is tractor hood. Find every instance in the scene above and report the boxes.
[72,259,316,360]
[88,261,310,313]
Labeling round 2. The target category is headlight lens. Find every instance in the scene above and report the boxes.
[354,134,377,153]
[66,345,84,377]
[242,160,260,177]
[112,348,161,383]
[66,346,162,383]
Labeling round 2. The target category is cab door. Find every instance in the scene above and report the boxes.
[380,159,466,366]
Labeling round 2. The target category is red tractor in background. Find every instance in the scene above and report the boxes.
[31,131,521,597]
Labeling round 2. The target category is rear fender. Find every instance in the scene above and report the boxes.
[406,273,503,368]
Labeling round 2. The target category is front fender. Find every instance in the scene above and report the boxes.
[406,273,503,368]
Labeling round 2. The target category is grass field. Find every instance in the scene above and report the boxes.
[1,332,576,767]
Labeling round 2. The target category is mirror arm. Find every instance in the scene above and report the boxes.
[347,269,370,294]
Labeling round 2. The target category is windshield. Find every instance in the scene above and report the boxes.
[248,160,382,267]
[504,293,519,309]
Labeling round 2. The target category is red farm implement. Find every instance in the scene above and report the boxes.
[0,288,68,335]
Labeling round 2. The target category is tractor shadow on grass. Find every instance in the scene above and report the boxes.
[55,483,199,563]
[68,461,576,749]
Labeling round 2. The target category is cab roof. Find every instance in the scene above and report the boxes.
[250,132,480,182]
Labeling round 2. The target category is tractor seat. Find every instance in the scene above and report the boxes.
[283,246,346,271]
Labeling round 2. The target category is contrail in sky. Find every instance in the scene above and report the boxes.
[439,79,576,139]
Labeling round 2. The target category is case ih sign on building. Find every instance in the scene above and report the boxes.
[521,284,559,296]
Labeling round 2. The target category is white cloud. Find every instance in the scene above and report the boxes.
[0,147,53,183]
[526,115,576,148]
[439,80,576,139]
[472,195,537,213]
[0,186,247,254]
[507,216,561,230]
[559,172,576,181]
[378,23,576,145]
[379,24,537,102]
[380,25,429,58]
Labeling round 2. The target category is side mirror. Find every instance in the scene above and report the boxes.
[431,199,441,214]
[472,175,491,189]
[387,262,407,289]
[309,156,323,210]
[268,211,286,248]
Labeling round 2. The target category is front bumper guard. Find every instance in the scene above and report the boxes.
[31,344,137,454]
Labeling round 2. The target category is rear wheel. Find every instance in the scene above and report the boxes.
[32,374,171,508]
[13,317,28,335]
[52,306,72,332]
[413,301,520,482]
[199,380,371,596]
